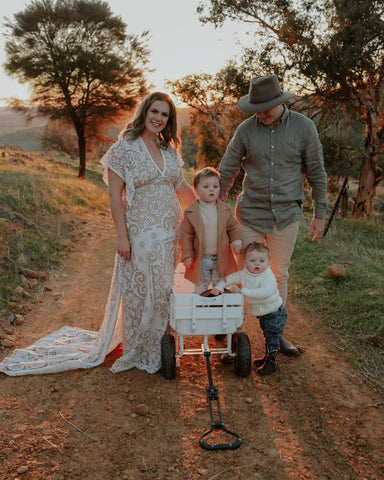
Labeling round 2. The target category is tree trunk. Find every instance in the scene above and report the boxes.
[351,108,383,218]
[76,127,87,179]
[351,157,378,217]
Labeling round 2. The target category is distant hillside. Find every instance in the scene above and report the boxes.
[0,127,44,152]
[0,107,47,136]
[0,107,47,151]
[0,106,190,151]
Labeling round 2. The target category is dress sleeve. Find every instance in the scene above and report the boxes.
[100,139,136,207]
[177,152,184,167]
[168,146,185,190]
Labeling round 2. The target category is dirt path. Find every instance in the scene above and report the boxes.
[1,212,383,480]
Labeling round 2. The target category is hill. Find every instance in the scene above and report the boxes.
[0,107,47,151]
[0,106,191,152]
[0,126,44,152]
[0,107,47,135]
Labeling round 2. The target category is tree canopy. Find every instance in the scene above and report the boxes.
[167,63,249,166]
[167,64,250,195]
[3,0,151,177]
[197,0,384,217]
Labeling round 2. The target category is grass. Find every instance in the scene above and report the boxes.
[0,147,109,321]
[0,147,383,391]
[290,214,384,391]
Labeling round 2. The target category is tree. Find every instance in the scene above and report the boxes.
[197,0,384,218]
[40,120,79,156]
[167,63,249,169]
[3,0,151,178]
[180,126,198,169]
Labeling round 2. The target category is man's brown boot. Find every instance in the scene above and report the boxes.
[279,334,300,357]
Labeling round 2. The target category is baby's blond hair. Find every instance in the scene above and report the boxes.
[243,241,270,260]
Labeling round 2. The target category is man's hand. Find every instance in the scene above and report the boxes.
[308,218,324,242]
[231,243,242,255]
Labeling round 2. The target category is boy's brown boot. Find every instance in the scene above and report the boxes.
[253,345,267,368]
[257,351,278,376]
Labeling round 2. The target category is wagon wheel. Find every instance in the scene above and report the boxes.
[233,332,251,378]
[161,333,176,380]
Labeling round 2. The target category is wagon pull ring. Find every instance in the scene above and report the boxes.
[199,351,243,451]
[199,423,242,451]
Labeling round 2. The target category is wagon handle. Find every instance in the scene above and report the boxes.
[199,351,243,451]
[199,424,242,451]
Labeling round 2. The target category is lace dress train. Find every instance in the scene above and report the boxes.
[0,137,183,376]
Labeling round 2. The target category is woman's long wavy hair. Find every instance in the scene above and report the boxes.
[121,92,180,152]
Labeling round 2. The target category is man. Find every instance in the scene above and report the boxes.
[219,74,328,356]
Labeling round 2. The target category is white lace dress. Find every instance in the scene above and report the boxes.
[0,137,184,376]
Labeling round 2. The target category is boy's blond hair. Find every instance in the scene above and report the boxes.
[243,241,270,260]
[193,167,220,189]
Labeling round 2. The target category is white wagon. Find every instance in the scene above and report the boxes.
[161,292,251,379]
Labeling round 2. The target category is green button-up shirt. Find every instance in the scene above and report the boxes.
[219,106,328,232]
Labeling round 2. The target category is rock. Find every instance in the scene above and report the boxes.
[326,264,346,278]
[14,286,26,296]
[17,465,28,474]
[16,254,29,266]
[311,276,324,284]
[198,469,209,476]
[134,404,149,415]
[20,275,29,287]
[28,279,39,288]
[1,337,16,347]
[367,334,380,346]
[14,314,25,325]
[21,269,49,280]
[20,303,33,312]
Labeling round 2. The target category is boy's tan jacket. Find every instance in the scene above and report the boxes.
[180,199,242,286]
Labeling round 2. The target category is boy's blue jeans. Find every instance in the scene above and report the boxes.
[258,305,288,353]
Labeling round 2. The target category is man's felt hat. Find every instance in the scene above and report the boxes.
[238,75,295,113]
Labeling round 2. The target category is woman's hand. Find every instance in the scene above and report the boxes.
[117,235,131,261]
[176,180,196,205]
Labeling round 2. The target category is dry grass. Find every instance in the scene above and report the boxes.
[0,146,109,324]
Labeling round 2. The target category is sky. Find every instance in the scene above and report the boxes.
[0,0,250,106]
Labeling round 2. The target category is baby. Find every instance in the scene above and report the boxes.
[212,241,288,376]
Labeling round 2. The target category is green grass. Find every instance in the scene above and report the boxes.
[1,150,383,391]
[290,215,384,390]
[0,147,109,321]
